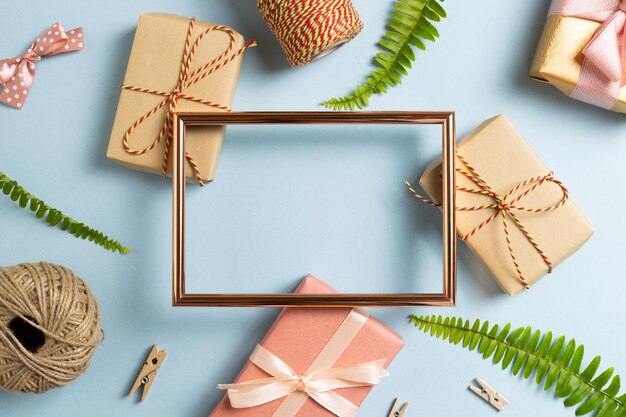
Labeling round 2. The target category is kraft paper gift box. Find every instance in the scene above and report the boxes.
[419,115,593,295]
[107,13,249,183]
[529,1,626,113]
[209,276,404,417]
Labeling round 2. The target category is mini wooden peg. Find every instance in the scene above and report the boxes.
[469,377,509,411]
[388,397,409,417]
[129,345,167,402]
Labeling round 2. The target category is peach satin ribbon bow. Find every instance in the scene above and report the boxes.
[218,345,388,417]
[549,0,626,108]
[0,22,84,109]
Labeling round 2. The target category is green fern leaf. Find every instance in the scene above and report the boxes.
[523,330,542,379]
[559,340,578,367]
[606,376,621,397]
[564,385,592,407]
[408,315,625,417]
[557,372,575,398]
[536,332,554,384]
[545,336,567,390]
[479,322,497,356]
[596,400,618,417]
[322,0,446,110]
[0,171,131,254]
[572,345,586,373]
[578,388,609,415]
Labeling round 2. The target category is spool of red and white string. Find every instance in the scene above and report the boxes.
[256,0,363,67]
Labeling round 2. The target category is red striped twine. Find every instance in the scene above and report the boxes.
[257,0,363,67]
[120,18,255,186]
[406,151,569,289]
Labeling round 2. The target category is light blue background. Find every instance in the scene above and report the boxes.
[1,1,625,416]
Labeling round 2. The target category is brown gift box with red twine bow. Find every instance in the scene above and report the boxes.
[107,13,254,185]
[413,115,593,295]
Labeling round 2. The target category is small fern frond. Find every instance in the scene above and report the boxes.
[0,171,131,254]
[322,0,446,111]
[409,315,625,417]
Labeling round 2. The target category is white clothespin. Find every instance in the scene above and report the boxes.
[388,398,409,417]
[129,345,167,402]
[469,377,509,411]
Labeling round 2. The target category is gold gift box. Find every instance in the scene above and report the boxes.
[419,115,593,295]
[107,13,246,182]
[529,14,626,113]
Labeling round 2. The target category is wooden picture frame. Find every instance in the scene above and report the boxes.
[172,111,456,307]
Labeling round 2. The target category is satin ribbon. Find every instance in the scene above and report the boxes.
[218,308,388,417]
[0,22,84,109]
[548,0,626,108]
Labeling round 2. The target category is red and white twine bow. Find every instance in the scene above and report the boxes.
[406,151,569,289]
[549,0,626,108]
[0,22,84,109]
[120,18,255,186]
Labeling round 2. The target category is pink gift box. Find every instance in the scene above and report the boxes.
[209,276,404,417]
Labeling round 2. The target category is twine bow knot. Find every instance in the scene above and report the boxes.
[120,18,255,185]
[218,344,388,417]
[549,0,626,108]
[0,22,84,109]
[406,151,569,289]
[169,89,183,101]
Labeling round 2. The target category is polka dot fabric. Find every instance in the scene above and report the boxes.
[0,21,85,110]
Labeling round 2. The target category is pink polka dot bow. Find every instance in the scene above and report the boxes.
[0,22,84,110]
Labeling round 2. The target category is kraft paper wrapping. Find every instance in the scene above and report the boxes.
[208,276,404,417]
[107,13,246,182]
[419,115,593,295]
[529,14,626,113]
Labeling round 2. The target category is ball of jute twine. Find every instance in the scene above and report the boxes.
[0,262,102,393]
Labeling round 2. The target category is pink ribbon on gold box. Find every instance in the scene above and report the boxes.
[548,0,626,109]
[0,22,84,109]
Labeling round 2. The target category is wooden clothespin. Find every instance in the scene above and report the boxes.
[388,398,409,417]
[469,377,509,411]
[129,345,167,402]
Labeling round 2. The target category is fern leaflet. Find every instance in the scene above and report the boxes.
[409,315,625,417]
[0,171,131,254]
[322,0,446,110]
